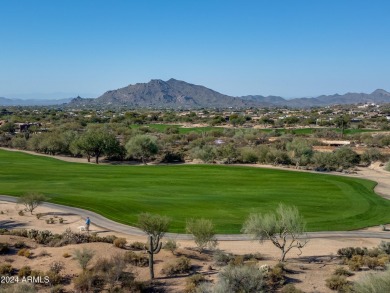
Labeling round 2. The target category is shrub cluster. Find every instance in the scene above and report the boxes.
[0,228,118,247]
[123,251,149,267]
[337,244,390,271]
[161,256,191,276]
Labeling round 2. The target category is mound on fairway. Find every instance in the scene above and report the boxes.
[0,149,389,233]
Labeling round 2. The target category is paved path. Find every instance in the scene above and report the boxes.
[2,195,390,241]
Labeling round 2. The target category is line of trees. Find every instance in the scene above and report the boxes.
[2,120,390,168]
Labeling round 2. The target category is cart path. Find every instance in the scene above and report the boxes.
[1,195,390,241]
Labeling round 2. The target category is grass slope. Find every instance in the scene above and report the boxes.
[1,149,389,233]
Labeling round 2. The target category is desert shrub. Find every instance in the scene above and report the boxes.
[98,235,117,243]
[367,247,381,257]
[9,229,28,237]
[0,228,9,235]
[334,267,354,276]
[267,263,286,288]
[36,213,43,219]
[27,229,39,239]
[129,241,145,250]
[18,266,32,277]
[348,255,363,271]
[185,274,207,293]
[378,241,390,254]
[240,147,258,163]
[103,254,127,290]
[229,255,244,266]
[0,283,37,293]
[58,217,64,224]
[27,229,53,244]
[0,264,13,275]
[163,238,179,254]
[377,254,390,267]
[18,210,25,216]
[123,251,148,267]
[337,247,367,259]
[49,261,64,274]
[30,270,45,278]
[0,242,10,254]
[353,269,390,293]
[17,248,31,258]
[36,230,54,244]
[46,218,55,224]
[49,285,64,293]
[161,256,191,276]
[325,275,351,292]
[362,256,380,269]
[280,284,305,293]
[242,253,264,261]
[113,237,127,248]
[217,264,266,293]
[74,248,95,270]
[213,250,234,266]
[73,271,102,292]
[45,271,63,286]
[14,241,26,249]
[94,257,112,274]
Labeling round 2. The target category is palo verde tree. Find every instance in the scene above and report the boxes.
[242,203,308,262]
[125,134,159,165]
[138,213,171,279]
[17,192,47,214]
[186,218,218,253]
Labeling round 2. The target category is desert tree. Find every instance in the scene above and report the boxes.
[74,248,95,271]
[71,126,121,164]
[242,203,308,262]
[17,192,47,214]
[186,218,218,253]
[137,212,170,279]
[125,134,159,165]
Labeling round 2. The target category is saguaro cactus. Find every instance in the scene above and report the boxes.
[146,235,162,279]
[138,213,171,279]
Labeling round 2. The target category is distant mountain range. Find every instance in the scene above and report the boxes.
[2,79,390,108]
[0,97,72,106]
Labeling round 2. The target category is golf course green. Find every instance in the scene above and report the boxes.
[1,149,389,233]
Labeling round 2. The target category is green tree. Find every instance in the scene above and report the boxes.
[71,127,120,164]
[242,204,308,262]
[286,138,313,167]
[219,143,239,164]
[333,147,360,169]
[125,134,159,165]
[0,122,16,134]
[138,213,170,279]
[186,218,218,252]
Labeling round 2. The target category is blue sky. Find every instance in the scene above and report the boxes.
[1,0,390,99]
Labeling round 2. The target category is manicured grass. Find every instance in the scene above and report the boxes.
[1,149,389,233]
[130,124,220,134]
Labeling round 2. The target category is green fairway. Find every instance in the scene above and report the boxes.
[1,149,389,233]
[130,124,219,134]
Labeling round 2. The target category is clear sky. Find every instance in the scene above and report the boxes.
[1,0,390,99]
